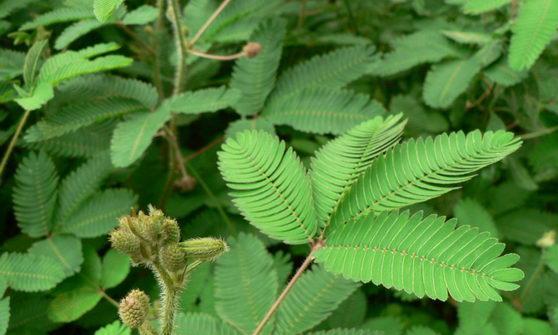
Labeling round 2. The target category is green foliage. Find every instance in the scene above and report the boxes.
[93,0,125,23]
[0,253,66,292]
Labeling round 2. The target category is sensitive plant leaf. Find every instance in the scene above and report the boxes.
[230,18,286,116]
[101,249,130,289]
[462,0,511,14]
[423,58,482,109]
[110,105,172,167]
[23,39,48,88]
[275,266,359,335]
[310,115,405,228]
[29,235,83,277]
[369,30,460,76]
[496,209,557,245]
[169,87,241,115]
[122,5,158,25]
[0,253,66,292]
[226,118,276,138]
[484,60,527,87]
[20,7,94,30]
[272,45,374,99]
[362,316,404,335]
[14,81,54,111]
[332,130,521,227]
[263,88,386,135]
[57,189,137,237]
[25,97,146,142]
[57,152,113,222]
[55,19,106,50]
[48,284,102,322]
[509,0,558,70]
[317,211,524,302]
[389,95,449,134]
[13,151,58,237]
[442,30,492,45]
[454,198,499,237]
[0,49,25,81]
[218,130,318,244]
[0,297,8,335]
[215,234,278,334]
[544,245,558,274]
[94,0,125,23]
[94,321,131,335]
[175,313,240,335]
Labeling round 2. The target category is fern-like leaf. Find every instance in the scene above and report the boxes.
[110,105,171,167]
[422,58,482,109]
[56,152,113,222]
[175,313,240,335]
[93,0,124,23]
[263,88,386,135]
[308,330,372,335]
[316,211,524,302]
[271,46,374,100]
[215,233,278,334]
[13,151,59,237]
[29,235,83,277]
[218,131,318,244]
[55,19,106,50]
[56,189,136,237]
[169,86,241,114]
[19,8,94,30]
[370,30,460,77]
[230,18,286,116]
[25,97,146,142]
[275,266,359,335]
[508,0,558,70]
[94,320,130,335]
[332,130,521,227]
[310,115,405,228]
[0,297,8,335]
[0,253,66,292]
[122,5,158,25]
[462,0,511,14]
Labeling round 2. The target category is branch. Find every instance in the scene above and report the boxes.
[188,0,232,48]
[251,240,324,335]
[167,0,187,96]
[0,109,31,183]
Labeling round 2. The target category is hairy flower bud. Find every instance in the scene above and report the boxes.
[180,237,229,261]
[109,228,141,259]
[161,218,180,245]
[118,289,150,329]
[243,42,262,58]
[161,244,187,272]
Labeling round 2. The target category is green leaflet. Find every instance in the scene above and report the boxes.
[218,130,318,244]
[422,58,482,109]
[100,249,130,289]
[175,313,239,335]
[454,198,499,237]
[94,321,131,335]
[93,0,124,23]
[13,151,59,237]
[509,0,558,70]
[310,114,405,227]
[316,211,524,302]
[19,7,94,30]
[122,5,158,25]
[275,266,359,335]
[0,253,66,292]
[331,130,521,227]
[55,19,106,50]
[110,105,172,167]
[462,0,511,14]
[169,86,241,115]
[214,233,278,334]
[263,88,386,135]
[29,235,83,277]
[230,18,286,116]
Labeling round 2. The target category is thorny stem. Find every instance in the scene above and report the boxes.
[188,0,232,48]
[0,109,31,183]
[252,240,324,335]
[167,0,187,96]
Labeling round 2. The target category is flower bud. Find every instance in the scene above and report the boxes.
[180,237,229,262]
[161,218,180,245]
[174,175,196,192]
[109,228,141,258]
[118,289,150,329]
[161,244,187,272]
[243,42,262,58]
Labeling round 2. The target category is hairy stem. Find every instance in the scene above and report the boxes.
[153,261,180,335]
[252,241,324,335]
[164,127,190,181]
[167,0,186,96]
[0,108,31,183]
[188,0,232,48]
[139,322,159,335]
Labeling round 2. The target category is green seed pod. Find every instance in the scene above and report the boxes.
[161,218,180,245]
[161,244,187,272]
[118,289,150,329]
[109,228,141,259]
[180,237,229,262]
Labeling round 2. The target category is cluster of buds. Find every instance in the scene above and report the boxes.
[118,289,150,329]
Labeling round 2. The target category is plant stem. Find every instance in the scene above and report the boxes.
[188,0,232,48]
[187,48,244,61]
[164,127,190,181]
[152,0,166,98]
[167,0,187,96]
[140,322,159,335]
[252,240,324,335]
[153,261,179,335]
[520,126,558,140]
[0,108,31,182]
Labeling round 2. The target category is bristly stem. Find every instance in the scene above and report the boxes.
[0,108,31,183]
[252,240,324,335]
[167,0,187,96]
[153,261,180,335]
[188,0,232,48]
